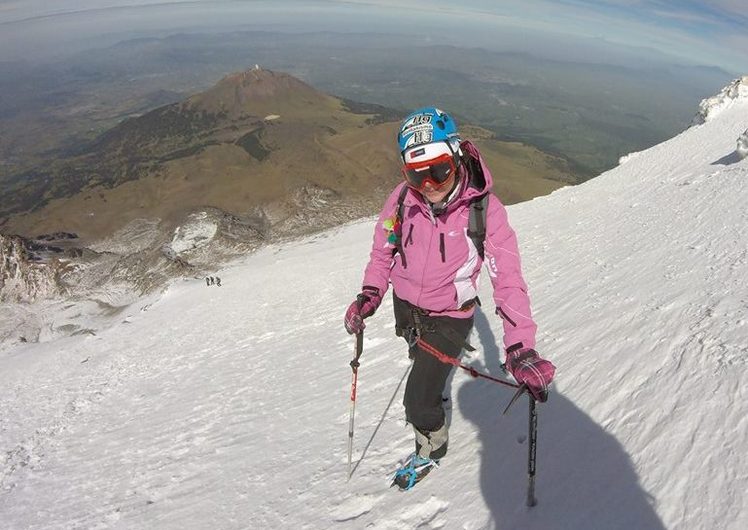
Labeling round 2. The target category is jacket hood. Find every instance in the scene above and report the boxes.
[460,140,493,199]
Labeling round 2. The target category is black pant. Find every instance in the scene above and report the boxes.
[393,293,474,459]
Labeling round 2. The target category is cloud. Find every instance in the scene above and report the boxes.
[706,0,748,17]
[331,0,746,72]
[650,8,721,25]
[0,0,205,24]
[1,0,745,72]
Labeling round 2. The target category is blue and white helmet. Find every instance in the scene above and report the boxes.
[397,107,461,161]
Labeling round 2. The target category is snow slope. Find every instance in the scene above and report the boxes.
[1,94,747,529]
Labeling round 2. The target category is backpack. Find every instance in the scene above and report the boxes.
[394,185,489,267]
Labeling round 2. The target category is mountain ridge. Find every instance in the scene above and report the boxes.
[2,67,573,244]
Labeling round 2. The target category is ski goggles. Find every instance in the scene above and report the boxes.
[401,153,457,192]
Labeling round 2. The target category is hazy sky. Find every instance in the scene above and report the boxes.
[0,0,745,73]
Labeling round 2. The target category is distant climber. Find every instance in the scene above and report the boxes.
[216,277,222,287]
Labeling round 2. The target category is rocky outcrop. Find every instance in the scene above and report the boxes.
[737,129,748,160]
[692,75,748,125]
[0,234,66,302]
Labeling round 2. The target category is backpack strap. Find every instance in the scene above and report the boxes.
[397,184,409,227]
[467,193,489,260]
[395,185,410,268]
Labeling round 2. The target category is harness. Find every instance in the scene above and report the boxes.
[395,301,477,355]
[394,300,520,391]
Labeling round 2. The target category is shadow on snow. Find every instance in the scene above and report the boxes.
[711,151,744,165]
[456,309,666,530]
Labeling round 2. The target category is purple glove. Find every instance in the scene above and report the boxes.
[505,347,556,402]
[344,287,382,335]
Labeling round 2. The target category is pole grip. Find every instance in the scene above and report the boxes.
[349,294,366,368]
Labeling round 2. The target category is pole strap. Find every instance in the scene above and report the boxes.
[414,337,519,389]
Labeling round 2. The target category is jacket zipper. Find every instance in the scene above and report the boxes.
[439,233,446,262]
[415,219,437,308]
[405,225,414,246]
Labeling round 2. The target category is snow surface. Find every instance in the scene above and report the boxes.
[1,96,748,529]
[168,212,218,254]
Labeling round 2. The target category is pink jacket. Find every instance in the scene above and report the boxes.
[362,141,537,350]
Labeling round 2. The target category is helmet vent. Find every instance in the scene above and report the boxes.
[398,106,459,156]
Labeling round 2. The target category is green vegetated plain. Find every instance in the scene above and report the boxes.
[0,31,731,209]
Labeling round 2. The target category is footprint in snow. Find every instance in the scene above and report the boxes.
[331,493,382,522]
[370,495,449,529]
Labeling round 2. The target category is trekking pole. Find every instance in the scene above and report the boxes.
[526,395,538,507]
[346,296,365,481]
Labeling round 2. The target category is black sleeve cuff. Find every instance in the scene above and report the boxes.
[506,342,524,354]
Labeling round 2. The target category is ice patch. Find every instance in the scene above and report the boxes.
[169,212,218,254]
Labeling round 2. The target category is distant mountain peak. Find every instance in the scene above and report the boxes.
[692,75,748,125]
[185,67,328,116]
[216,68,315,97]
